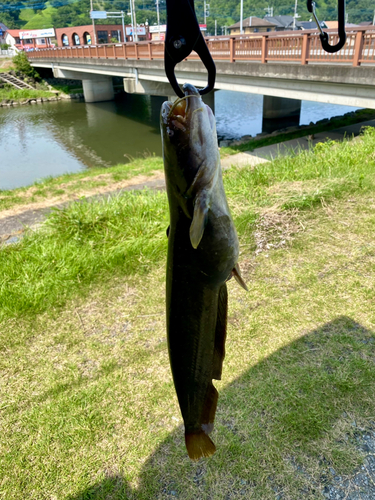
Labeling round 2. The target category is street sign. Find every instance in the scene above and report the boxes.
[90,11,107,19]
[125,26,146,35]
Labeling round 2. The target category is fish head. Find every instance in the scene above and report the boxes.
[161,83,218,196]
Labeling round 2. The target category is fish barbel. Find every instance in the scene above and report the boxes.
[160,83,247,460]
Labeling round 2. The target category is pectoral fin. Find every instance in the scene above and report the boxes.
[212,284,228,380]
[189,192,209,249]
[232,263,248,291]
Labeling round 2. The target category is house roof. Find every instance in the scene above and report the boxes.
[324,21,338,29]
[299,20,328,30]
[263,15,296,28]
[0,22,9,32]
[5,29,21,38]
[229,16,276,29]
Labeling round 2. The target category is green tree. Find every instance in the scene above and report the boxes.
[0,11,18,29]
[12,51,40,79]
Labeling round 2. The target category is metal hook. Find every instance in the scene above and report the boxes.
[165,0,216,98]
[307,0,347,53]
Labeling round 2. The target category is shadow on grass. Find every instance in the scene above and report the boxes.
[68,316,375,500]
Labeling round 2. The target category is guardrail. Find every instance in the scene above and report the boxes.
[0,49,16,57]
[27,26,375,67]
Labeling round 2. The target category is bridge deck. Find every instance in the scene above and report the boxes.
[28,27,375,67]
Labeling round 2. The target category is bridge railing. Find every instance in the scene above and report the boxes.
[27,26,375,67]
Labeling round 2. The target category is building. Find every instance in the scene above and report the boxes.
[298,20,328,30]
[228,17,276,35]
[148,23,206,41]
[263,15,302,31]
[3,28,55,51]
[324,21,358,30]
[55,24,149,47]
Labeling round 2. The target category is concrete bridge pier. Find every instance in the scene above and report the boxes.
[81,77,114,103]
[52,67,114,103]
[262,95,301,133]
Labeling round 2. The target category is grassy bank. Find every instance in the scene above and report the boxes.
[1,128,375,499]
[0,156,164,212]
[0,87,57,102]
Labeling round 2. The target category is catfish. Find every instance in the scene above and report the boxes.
[160,83,247,460]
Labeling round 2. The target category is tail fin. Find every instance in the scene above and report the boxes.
[185,431,216,460]
[185,384,218,460]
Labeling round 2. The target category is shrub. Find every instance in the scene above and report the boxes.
[12,51,40,80]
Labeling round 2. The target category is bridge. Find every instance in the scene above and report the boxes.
[28,27,375,124]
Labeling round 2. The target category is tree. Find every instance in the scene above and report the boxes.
[13,51,40,79]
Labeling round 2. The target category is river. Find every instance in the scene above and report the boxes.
[0,91,360,190]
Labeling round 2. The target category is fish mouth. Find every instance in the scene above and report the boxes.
[161,84,215,136]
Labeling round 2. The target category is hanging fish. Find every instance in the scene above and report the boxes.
[160,83,247,460]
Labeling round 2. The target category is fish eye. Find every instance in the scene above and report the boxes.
[167,128,174,137]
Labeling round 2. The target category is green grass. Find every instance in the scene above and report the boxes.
[0,88,56,101]
[0,190,168,320]
[1,128,375,319]
[1,127,375,499]
[0,156,164,211]
[50,84,84,95]
[0,66,13,73]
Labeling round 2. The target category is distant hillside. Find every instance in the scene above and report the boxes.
[1,0,374,32]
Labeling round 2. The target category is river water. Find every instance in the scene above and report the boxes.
[0,91,360,190]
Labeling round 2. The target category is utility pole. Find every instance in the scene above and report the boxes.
[90,0,97,44]
[121,10,126,42]
[156,0,161,38]
[373,9,375,25]
[240,0,244,34]
[215,19,217,36]
[264,6,273,17]
[133,0,138,41]
[129,0,137,41]
[293,0,299,30]
[204,1,209,25]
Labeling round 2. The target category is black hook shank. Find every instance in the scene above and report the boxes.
[307,0,346,53]
[165,0,216,97]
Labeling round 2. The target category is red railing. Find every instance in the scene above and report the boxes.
[27,26,375,67]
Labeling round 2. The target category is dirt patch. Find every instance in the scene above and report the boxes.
[0,60,13,70]
[254,207,301,255]
[0,171,165,221]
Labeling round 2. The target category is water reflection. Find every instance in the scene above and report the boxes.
[0,91,361,190]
